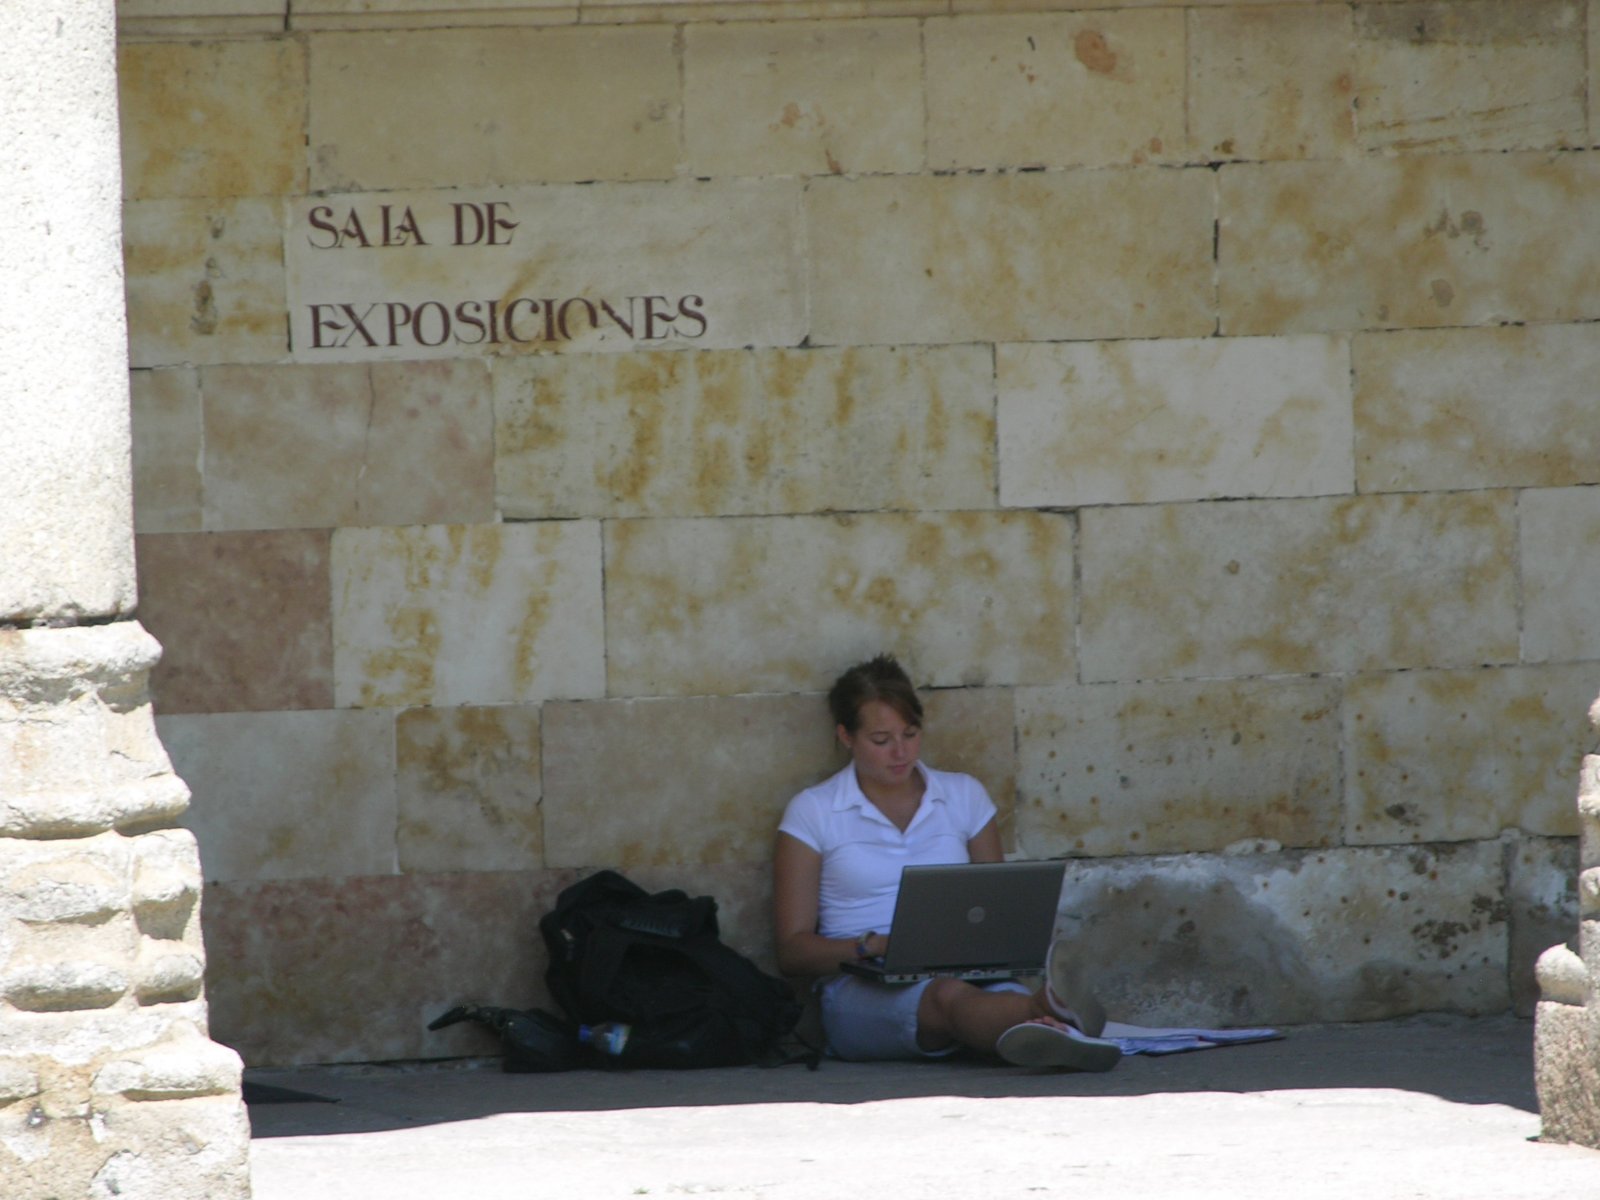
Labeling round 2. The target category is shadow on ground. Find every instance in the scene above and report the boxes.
[244,1012,1537,1139]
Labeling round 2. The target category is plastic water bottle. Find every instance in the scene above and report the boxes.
[577,1021,631,1057]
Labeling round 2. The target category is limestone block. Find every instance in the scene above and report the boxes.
[135,530,334,715]
[0,1060,39,1104]
[604,511,1074,697]
[284,180,805,361]
[93,1025,241,1100]
[1536,943,1586,1005]
[396,705,543,873]
[1510,837,1581,1015]
[494,344,995,520]
[333,521,604,708]
[542,693,833,869]
[129,829,204,943]
[2,841,129,927]
[0,0,136,625]
[919,687,1020,852]
[159,709,396,883]
[1582,868,1600,919]
[1593,0,1599,148]
[78,1093,252,1200]
[1520,486,1600,664]
[1354,2,1585,155]
[996,335,1353,509]
[200,359,495,530]
[307,26,677,191]
[123,197,286,368]
[1355,324,1600,494]
[1188,6,1355,162]
[2,952,129,1013]
[1079,492,1517,683]
[129,368,201,534]
[1015,676,1342,859]
[1536,999,1600,1144]
[1218,153,1600,335]
[130,942,205,1004]
[684,20,922,177]
[1,999,212,1067]
[1344,664,1591,845]
[118,38,306,201]
[293,0,574,29]
[1055,841,1509,1026]
[200,869,583,1064]
[925,11,1184,170]
[807,169,1214,347]
[118,0,287,38]
[586,1,943,24]
[0,625,190,839]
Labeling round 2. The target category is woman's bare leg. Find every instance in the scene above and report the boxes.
[914,978,1058,1055]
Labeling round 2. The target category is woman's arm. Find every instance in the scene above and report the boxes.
[966,815,1003,864]
[772,831,886,977]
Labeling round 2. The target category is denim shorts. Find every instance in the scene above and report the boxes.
[819,973,1031,1061]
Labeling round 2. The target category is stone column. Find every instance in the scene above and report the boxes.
[1533,694,1600,1147]
[0,3,252,1197]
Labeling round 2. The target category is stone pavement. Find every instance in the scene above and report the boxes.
[244,1013,1599,1200]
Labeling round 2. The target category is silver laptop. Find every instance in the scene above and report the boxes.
[839,860,1066,985]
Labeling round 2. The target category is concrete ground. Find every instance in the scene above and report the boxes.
[245,1013,1599,1200]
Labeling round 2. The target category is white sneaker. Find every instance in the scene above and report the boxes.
[996,1022,1121,1072]
[1044,939,1107,1037]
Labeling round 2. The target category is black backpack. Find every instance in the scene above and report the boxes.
[539,870,812,1069]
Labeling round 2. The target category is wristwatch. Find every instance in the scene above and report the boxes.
[855,931,876,959]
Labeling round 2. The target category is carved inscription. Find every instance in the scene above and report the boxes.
[292,195,711,355]
[285,183,806,362]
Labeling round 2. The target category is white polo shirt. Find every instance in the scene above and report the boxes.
[778,761,997,940]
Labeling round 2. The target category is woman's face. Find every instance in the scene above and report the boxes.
[839,699,921,793]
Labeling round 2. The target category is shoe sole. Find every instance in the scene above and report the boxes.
[996,1023,1121,1072]
[1046,948,1108,1038]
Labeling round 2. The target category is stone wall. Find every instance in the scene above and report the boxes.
[114,0,1599,1066]
[3,3,250,1195]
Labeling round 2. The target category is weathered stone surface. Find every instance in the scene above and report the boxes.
[123,197,285,368]
[200,869,574,1065]
[1056,842,1509,1027]
[307,26,678,190]
[0,625,190,839]
[1079,492,1517,682]
[1344,665,1591,846]
[925,11,1184,169]
[332,522,604,709]
[285,181,805,361]
[494,344,994,520]
[684,20,922,177]
[1218,153,1600,335]
[129,368,201,534]
[1520,486,1600,665]
[160,709,396,883]
[136,530,333,715]
[919,687,1021,852]
[1510,836,1580,1015]
[605,511,1074,697]
[1016,676,1342,859]
[118,38,305,200]
[1354,2,1585,155]
[1536,999,1600,1144]
[200,359,495,530]
[293,0,572,28]
[1189,5,1355,162]
[997,335,1352,508]
[118,0,287,37]
[807,169,1214,346]
[543,693,832,869]
[396,705,543,873]
[1355,324,1600,494]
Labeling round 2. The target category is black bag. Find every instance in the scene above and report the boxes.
[539,870,811,1069]
[426,1004,583,1073]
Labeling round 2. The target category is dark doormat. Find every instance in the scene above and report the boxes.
[242,1081,340,1105]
